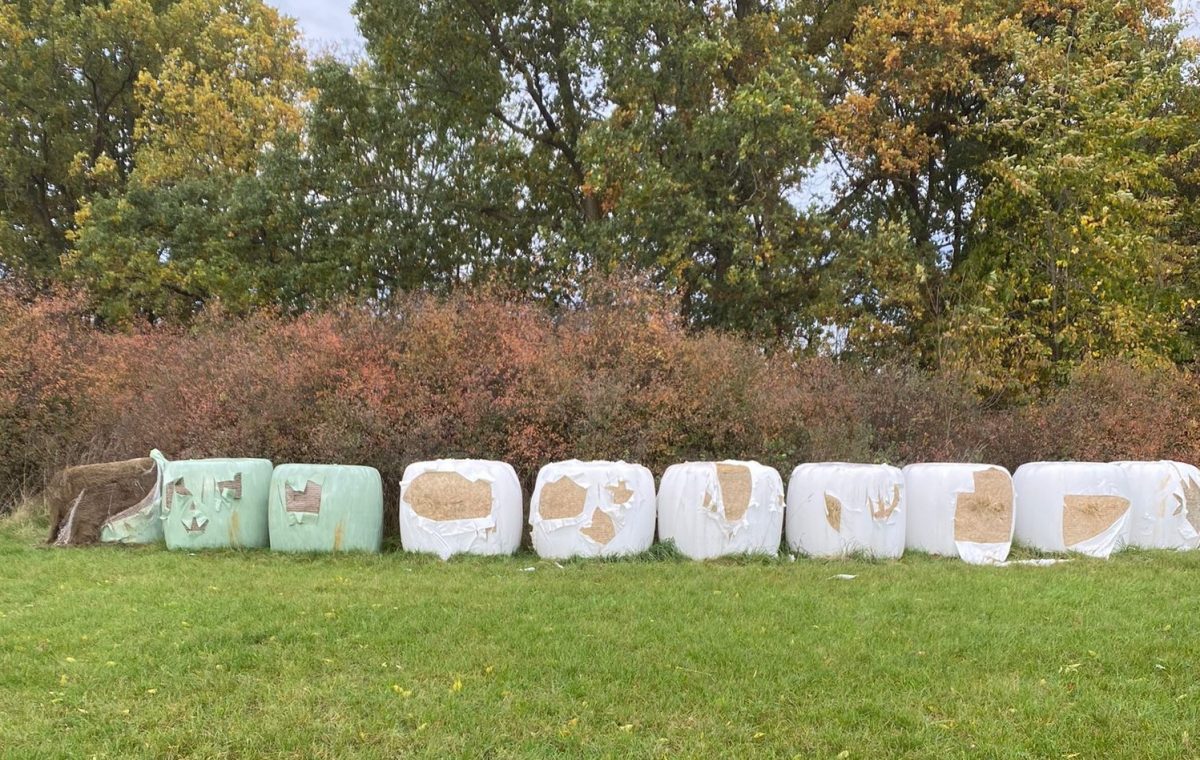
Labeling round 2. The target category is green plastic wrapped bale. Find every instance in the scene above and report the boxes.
[268,464,383,553]
[155,451,273,550]
[99,483,163,545]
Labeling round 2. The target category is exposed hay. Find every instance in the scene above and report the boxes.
[954,468,1013,543]
[539,476,587,520]
[716,464,752,521]
[164,479,190,511]
[1062,494,1130,546]
[46,458,158,546]
[581,509,616,545]
[406,471,493,521]
[606,480,634,505]
[1181,477,1200,533]
[870,484,901,522]
[824,493,842,532]
[284,481,322,515]
[216,474,243,499]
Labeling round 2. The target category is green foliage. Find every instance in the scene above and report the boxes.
[0,0,305,291]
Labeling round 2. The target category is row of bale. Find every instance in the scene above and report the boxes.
[46,454,1200,564]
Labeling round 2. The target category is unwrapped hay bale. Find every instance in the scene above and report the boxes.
[657,460,784,560]
[530,460,656,559]
[785,463,906,559]
[903,463,1014,564]
[1013,462,1131,558]
[399,459,523,559]
[46,457,160,546]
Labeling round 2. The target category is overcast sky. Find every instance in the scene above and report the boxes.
[266,0,1198,52]
[268,0,363,54]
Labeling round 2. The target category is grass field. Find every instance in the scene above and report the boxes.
[2,514,1199,759]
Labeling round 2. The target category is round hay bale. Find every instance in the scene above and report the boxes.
[530,460,655,559]
[398,459,522,559]
[657,460,784,560]
[785,463,906,559]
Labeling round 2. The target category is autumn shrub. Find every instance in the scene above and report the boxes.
[3,285,1199,529]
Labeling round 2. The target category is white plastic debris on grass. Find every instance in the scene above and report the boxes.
[1112,460,1200,550]
[997,558,1072,567]
[398,459,523,559]
[785,463,906,559]
[529,460,656,559]
[657,460,784,560]
[1013,462,1131,558]
[903,463,1014,565]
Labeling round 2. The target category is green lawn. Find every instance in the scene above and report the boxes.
[2,515,1199,759]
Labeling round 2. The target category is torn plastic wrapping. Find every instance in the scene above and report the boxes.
[903,463,1014,564]
[268,464,383,553]
[98,474,163,545]
[657,460,784,560]
[1013,462,1131,558]
[785,463,906,558]
[530,460,656,559]
[156,451,272,550]
[1112,461,1200,550]
[398,459,522,559]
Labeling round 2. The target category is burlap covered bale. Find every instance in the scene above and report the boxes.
[46,458,158,546]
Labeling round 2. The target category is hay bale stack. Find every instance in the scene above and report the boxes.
[657,460,784,560]
[1013,462,1131,558]
[46,457,160,546]
[268,464,384,553]
[785,463,906,558]
[1112,460,1200,550]
[530,460,656,559]
[903,463,1014,564]
[399,459,522,559]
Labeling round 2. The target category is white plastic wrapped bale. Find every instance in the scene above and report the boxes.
[903,463,1014,564]
[785,463,905,558]
[399,459,523,559]
[1112,461,1200,550]
[657,460,783,560]
[1012,462,1132,558]
[530,460,656,559]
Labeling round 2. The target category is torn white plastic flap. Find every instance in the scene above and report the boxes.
[1112,461,1200,550]
[657,460,784,560]
[530,460,656,559]
[903,463,1014,565]
[1013,462,1132,558]
[785,463,906,559]
[398,459,522,559]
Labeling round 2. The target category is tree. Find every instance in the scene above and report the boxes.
[352,0,835,340]
[943,1,1193,395]
[53,0,309,323]
[820,0,1198,393]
